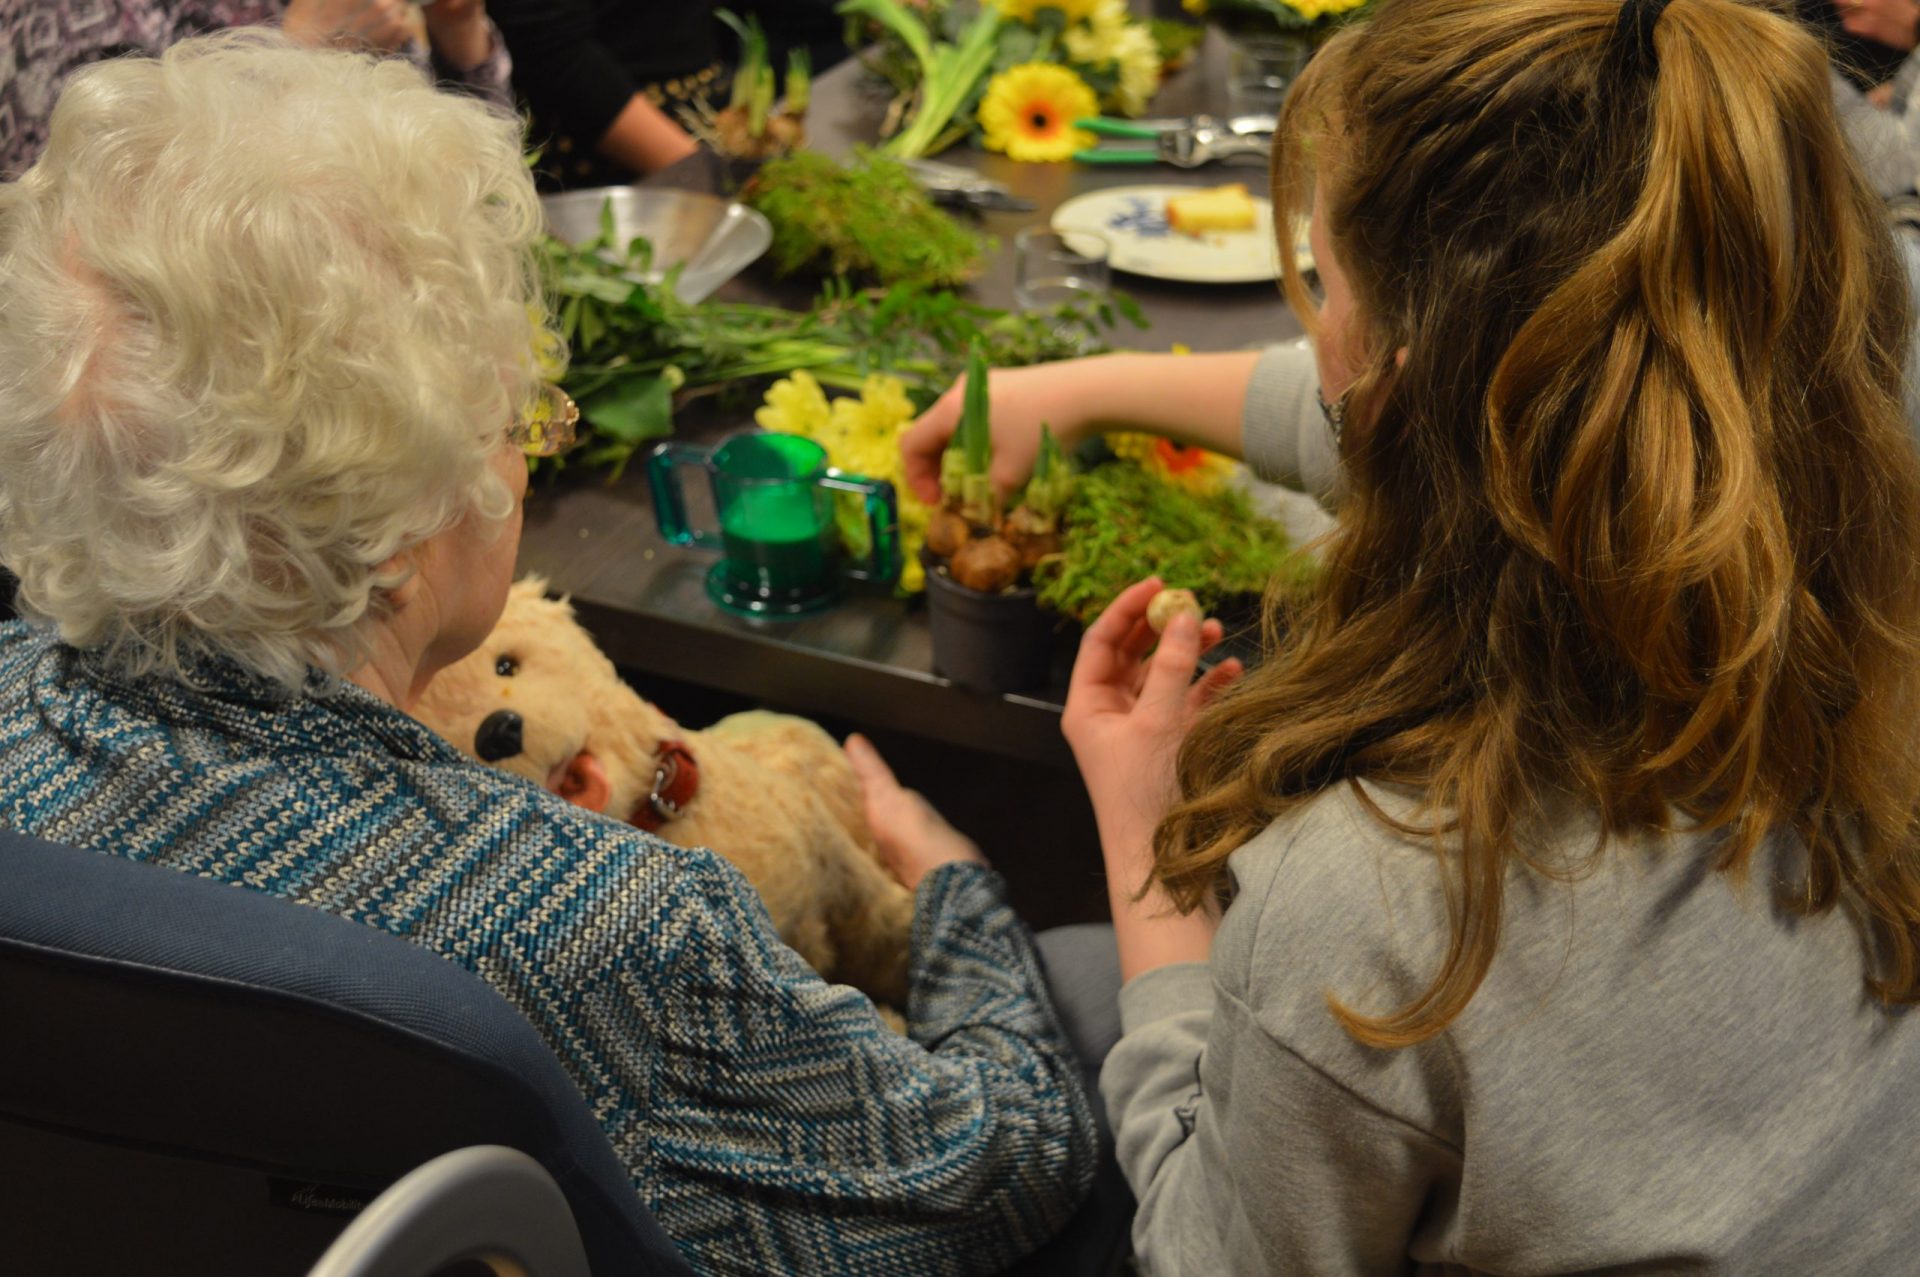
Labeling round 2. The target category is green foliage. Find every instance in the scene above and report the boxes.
[1022,425,1073,520]
[836,0,1003,158]
[1148,18,1206,68]
[1034,462,1316,625]
[958,344,992,476]
[540,218,1147,476]
[716,9,769,113]
[743,151,988,288]
[785,48,813,113]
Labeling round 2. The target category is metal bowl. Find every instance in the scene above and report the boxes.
[540,186,772,305]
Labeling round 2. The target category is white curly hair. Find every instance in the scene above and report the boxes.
[0,31,555,689]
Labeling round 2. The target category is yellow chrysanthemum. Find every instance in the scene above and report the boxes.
[1106,431,1238,495]
[994,0,1101,22]
[754,367,833,436]
[1064,0,1163,116]
[529,303,568,381]
[1107,23,1163,116]
[978,63,1100,164]
[756,370,931,592]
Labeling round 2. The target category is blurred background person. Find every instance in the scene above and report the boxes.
[0,0,510,177]
[488,0,846,190]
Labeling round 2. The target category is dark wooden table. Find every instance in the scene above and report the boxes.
[515,34,1304,770]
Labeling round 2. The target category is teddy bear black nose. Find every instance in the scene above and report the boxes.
[474,709,524,762]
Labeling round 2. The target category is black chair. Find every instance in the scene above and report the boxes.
[0,828,693,1277]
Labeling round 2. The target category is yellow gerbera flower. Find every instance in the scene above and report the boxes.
[979,63,1099,164]
[994,0,1101,22]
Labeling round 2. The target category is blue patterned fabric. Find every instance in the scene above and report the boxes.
[0,621,1097,1276]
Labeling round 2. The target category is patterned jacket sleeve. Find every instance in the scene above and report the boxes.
[427,19,514,110]
[572,852,1099,1277]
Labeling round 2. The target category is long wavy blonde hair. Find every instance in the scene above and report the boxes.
[1159,0,1920,1047]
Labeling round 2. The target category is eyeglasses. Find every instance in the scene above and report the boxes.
[1317,387,1350,445]
[507,383,580,457]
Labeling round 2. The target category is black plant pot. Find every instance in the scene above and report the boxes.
[922,551,1058,695]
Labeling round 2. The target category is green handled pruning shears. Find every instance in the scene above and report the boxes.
[1073,117,1273,169]
[1072,118,1165,165]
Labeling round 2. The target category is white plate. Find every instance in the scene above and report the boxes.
[1052,185,1305,285]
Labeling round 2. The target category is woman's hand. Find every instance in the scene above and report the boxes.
[900,358,1120,506]
[1065,578,1240,978]
[282,0,418,53]
[1062,578,1241,891]
[421,0,496,72]
[899,351,1261,507]
[845,733,989,891]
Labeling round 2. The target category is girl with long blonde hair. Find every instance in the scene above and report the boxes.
[903,0,1920,1269]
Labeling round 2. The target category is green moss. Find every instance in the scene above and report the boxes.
[1034,462,1317,625]
[744,151,988,288]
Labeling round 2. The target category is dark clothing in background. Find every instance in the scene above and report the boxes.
[1798,0,1911,88]
[489,0,724,189]
[489,0,848,191]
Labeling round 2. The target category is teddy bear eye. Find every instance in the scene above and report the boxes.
[495,655,519,677]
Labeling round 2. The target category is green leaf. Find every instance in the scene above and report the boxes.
[995,25,1040,66]
[959,341,991,476]
[581,376,674,444]
[836,0,935,76]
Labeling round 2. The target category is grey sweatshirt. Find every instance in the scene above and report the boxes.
[1102,781,1920,1274]
[1834,57,1920,200]
[1240,339,1340,505]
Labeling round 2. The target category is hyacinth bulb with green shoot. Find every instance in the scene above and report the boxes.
[1003,424,1070,572]
[925,346,1079,594]
[935,343,999,527]
[683,9,809,160]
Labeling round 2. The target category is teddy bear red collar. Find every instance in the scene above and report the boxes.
[630,739,700,833]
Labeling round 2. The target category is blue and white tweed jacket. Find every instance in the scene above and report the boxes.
[0,623,1097,1275]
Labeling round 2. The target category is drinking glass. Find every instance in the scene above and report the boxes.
[1226,35,1311,116]
[1014,227,1111,313]
[1014,228,1112,350]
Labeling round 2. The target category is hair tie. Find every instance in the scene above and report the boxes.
[1612,0,1673,79]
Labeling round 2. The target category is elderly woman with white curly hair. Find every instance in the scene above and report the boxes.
[0,33,1101,1275]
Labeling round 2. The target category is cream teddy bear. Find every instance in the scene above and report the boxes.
[412,578,914,1015]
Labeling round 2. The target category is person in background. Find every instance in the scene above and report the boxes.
[757,0,852,81]
[0,33,1105,1274]
[0,0,510,177]
[1808,0,1912,84]
[486,0,718,187]
[918,0,1920,1270]
[487,1,845,190]
[1828,0,1920,195]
